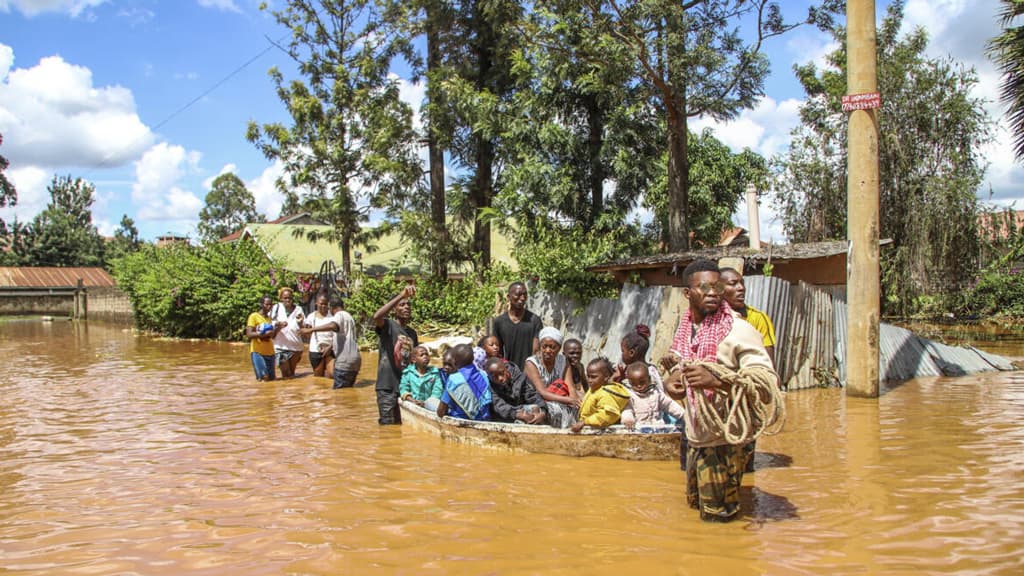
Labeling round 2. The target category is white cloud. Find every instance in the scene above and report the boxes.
[901,0,1024,211]
[0,45,154,170]
[0,0,108,17]
[395,75,426,130]
[0,165,49,223]
[690,96,803,158]
[246,160,286,220]
[130,143,204,222]
[196,0,240,13]
[203,163,237,190]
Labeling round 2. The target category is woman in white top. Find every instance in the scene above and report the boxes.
[271,287,305,378]
[301,293,338,377]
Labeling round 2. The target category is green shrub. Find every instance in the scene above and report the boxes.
[111,241,293,339]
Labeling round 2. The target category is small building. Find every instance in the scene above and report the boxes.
[156,232,190,247]
[588,240,868,289]
[0,267,132,322]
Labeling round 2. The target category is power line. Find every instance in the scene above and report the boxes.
[84,35,286,177]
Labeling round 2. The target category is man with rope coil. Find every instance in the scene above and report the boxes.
[661,259,785,523]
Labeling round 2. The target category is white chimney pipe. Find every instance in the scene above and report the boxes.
[746,183,761,249]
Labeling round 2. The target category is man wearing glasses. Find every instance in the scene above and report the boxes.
[661,259,779,523]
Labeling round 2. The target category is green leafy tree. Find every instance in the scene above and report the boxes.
[378,0,460,279]
[0,218,31,266]
[773,1,993,313]
[197,173,264,243]
[248,0,422,276]
[500,2,660,232]
[24,175,105,267]
[442,0,524,269]
[648,129,769,247]
[113,241,293,339]
[988,0,1024,162]
[573,0,837,251]
[105,214,143,265]
[0,133,16,236]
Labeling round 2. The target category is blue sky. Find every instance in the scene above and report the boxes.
[0,0,1018,243]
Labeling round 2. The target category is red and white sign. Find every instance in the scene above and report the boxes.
[842,92,882,112]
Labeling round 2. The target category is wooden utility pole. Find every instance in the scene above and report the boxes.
[845,0,881,397]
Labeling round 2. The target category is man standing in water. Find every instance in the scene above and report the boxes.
[662,259,779,523]
[719,267,777,364]
[719,266,778,472]
[491,282,543,371]
[331,297,361,390]
[373,284,418,425]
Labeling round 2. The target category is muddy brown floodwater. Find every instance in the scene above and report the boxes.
[1,320,1022,575]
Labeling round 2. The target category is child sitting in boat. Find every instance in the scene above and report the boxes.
[479,334,526,382]
[437,343,492,421]
[620,362,685,429]
[563,338,585,398]
[612,324,664,393]
[484,357,547,425]
[400,346,443,412]
[570,357,631,433]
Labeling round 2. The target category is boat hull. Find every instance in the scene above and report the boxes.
[399,400,682,460]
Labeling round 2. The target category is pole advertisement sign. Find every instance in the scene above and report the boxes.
[841,92,882,112]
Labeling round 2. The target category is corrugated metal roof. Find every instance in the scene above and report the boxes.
[0,267,116,288]
[878,324,944,380]
[922,340,1007,376]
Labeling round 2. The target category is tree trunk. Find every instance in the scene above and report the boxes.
[341,233,351,278]
[585,93,604,226]
[666,105,690,252]
[473,136,493,270]
[471,1,494,270]
[426,7,448,280]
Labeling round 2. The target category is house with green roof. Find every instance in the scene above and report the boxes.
[225,214,517,278]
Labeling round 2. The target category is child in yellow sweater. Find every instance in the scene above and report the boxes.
[571,357,631,433]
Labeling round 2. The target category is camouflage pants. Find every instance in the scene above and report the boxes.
[686,443,746,522]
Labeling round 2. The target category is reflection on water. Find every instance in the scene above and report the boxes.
[1,320,1022,575]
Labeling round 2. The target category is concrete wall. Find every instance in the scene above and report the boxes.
[0,286,134,324]
[0,292,76,316]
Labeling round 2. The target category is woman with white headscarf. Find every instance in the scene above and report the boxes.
[524,327,580,428]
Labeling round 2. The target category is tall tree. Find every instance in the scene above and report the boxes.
[380,0,460,279]
[774,1,993,312]
[105,214,143,264]
[988,0,1024,162]
[25,175,105,267]
[443,0,524,269]
[248,0,422,275]
[0,133,17,237]
[575,0,835,251]
[500,1,659,232]
[197,173,263,243]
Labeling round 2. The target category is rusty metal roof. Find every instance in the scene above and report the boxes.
[588,239,894,273]
[0,267,116,288]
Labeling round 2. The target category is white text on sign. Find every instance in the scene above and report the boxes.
[842,92,882,112]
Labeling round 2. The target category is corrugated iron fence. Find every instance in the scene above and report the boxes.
[532,279,1015,391]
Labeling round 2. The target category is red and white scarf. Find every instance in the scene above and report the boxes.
[669,299,734,362]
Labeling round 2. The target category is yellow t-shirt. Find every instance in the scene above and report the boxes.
[247,311,275,356]
[744,306,777,348]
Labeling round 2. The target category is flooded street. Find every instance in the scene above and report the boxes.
[1,320,1022,575]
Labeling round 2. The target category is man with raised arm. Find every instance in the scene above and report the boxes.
[373,284,418,425]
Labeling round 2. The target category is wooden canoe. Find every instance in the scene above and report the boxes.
[399,400,682,461]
